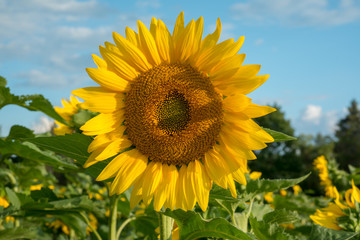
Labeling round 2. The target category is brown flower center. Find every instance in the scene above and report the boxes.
[125,63,223,165]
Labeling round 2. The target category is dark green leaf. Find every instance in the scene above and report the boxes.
[0,139,78,169]
[164,209,253,240]
[309,225,359,240]
[31,188,58,202]
[0,228,37,240]
[263,128,297,142]
[6,125,34,140]
[26,133,92,164]
[246,173,310,197]
[5,188,20,209]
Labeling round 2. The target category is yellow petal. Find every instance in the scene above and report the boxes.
[95,138,132,161]
[164,165,178,210]
[193,160,212,211]
[242,103,276,118]
[185,161,196,210]
[200,18,221,52]
[72,87,124,113]
[92,54,107,69]
[86,68,130,92]
[176,165,187,210]
[125,27,140,47]
[80,111,124,136]
[99,46,139,81]
[216,74,269,96]
[130,176,144,209]
[137,20,161,66]
[155,19,173,64]
[195,37,245,73]
[173,12,184,42]
[105,149,148,195]
[174,19,196,62]
[223,94,252,113]
[150,17,158,38]
[113,32,152,72]
[232,168,247,185]
[142,162,163,205]
[204,147,232,180]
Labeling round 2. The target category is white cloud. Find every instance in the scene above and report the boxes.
[254,38,264,46]
[231,0,360,26]
[32,116,54,134]
[302,105,322,124]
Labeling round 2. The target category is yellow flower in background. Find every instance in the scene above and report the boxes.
[86,213,98,235]
[0,196,10,208]
[47,219,70,235]
[54,95,82,135]
[280,189,287,197]
[310,203,345,230]
[249,171,262,180]
[30,184,43,191]
[264,192,274,203]
[292,185,302,196]
[310,180,360,230]
[73,12,275,212]
[313,155,335,198]
[0,196,15,223]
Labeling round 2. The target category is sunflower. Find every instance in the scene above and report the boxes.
[313,155,336,198]
[73,12,275,211]
[310,180,360,231]
[54,95,82,135]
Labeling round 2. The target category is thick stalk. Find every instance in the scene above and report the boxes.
[109,195,119,240]
[159,212,174,240]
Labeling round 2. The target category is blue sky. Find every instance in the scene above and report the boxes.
[1,0,360,136]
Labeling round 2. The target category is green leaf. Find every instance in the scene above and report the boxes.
[72,109,98,128]
[249,217,292,240]
[6,125,34,140]
[263,209,299,225]
[246,173,310,197]
[25,133,92,164]
[164,209,253,240]
[30,188,58,202]
[0,228,37,240]
[309,225,359,240]
[5,188,21,210]
[0,86,67,125]
[263,128,297,142]
[0,76,7,87]
[0,139,78,169]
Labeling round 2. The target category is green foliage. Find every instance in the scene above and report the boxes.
[165,210,254,240]
[263,128,297,142]
[334,99,360,170]
[309,225,359,240]
[0,83,66,125]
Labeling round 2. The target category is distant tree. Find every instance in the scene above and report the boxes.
[250,103,302,179]
[334,99,360,170]
[250,103,335,195]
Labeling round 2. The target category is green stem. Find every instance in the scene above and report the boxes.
[109,195,119,240]
[159,212,174,240]
[79,212,102,240]
[116,216,136,239]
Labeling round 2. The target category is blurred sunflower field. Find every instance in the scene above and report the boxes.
[1,75,360,240]
[1,12,360,239]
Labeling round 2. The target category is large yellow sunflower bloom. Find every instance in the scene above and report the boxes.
[73,12,275,212]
